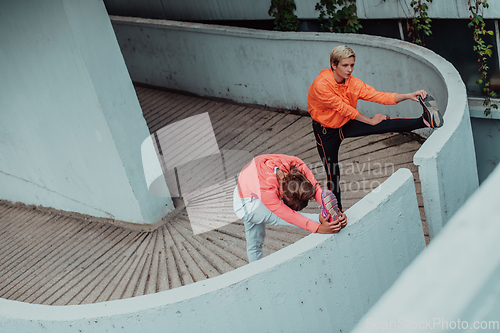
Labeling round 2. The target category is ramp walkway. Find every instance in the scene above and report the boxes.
[0,85,426,305]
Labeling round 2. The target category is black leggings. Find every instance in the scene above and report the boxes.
[313,117,425,210]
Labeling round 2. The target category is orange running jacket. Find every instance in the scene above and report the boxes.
[308,68,398,129]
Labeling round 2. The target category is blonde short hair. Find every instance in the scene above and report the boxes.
[330,45,356,66]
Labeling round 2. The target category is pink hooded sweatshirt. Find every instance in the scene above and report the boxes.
[237,154,323,233]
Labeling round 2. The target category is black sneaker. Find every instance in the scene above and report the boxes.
[418,95,444,128]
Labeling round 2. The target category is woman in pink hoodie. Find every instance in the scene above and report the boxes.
[233,154,346,262]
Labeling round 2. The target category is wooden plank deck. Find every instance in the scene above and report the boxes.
[0,85,427,305]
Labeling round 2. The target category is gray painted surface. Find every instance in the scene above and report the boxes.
[0,0,172,223]
[0,169,425,332]
[103,0,500,21]
[351,163,500,333]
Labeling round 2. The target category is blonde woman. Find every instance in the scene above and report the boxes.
[309,45,442,210]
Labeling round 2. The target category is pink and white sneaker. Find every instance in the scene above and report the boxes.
[320,189,340,221]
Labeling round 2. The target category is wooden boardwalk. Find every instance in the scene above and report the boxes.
[0,85,427,305]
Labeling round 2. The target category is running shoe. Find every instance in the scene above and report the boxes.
[418,95,444,128]
[320,189,340,221]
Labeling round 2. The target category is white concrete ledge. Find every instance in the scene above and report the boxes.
[0,169,425,332]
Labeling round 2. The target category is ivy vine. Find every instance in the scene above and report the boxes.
[315,0,362,33]
[468,0,498,116]
[268,0,299,31]
[406,0,433,45]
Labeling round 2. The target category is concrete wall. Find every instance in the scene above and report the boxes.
[469,99,500,184]
[351,164,500,333]
[0,1,172,224]
[0,169,426,333]
[103,0,500,21]
[110,16,442,129]
[111,17,478,239]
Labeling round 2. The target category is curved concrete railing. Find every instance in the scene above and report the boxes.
[350,166,500,333]
[0,169,426,332]
[110,17,478,237]
[413,67,478,238]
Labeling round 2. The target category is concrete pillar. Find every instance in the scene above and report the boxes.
[0,0,173,224]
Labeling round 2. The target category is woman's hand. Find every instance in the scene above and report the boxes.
[317,213,347,234]
[370,113,388,125]
[338,212,347,229]
[356,112,388,126]
[395,90,427,103]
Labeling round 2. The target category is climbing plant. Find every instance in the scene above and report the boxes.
[268,0,300,31]
[468,0,498,116]
[315,0,362,33]
[406,0,433,45]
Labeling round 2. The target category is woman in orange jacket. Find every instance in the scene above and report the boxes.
[308,45,442,210]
